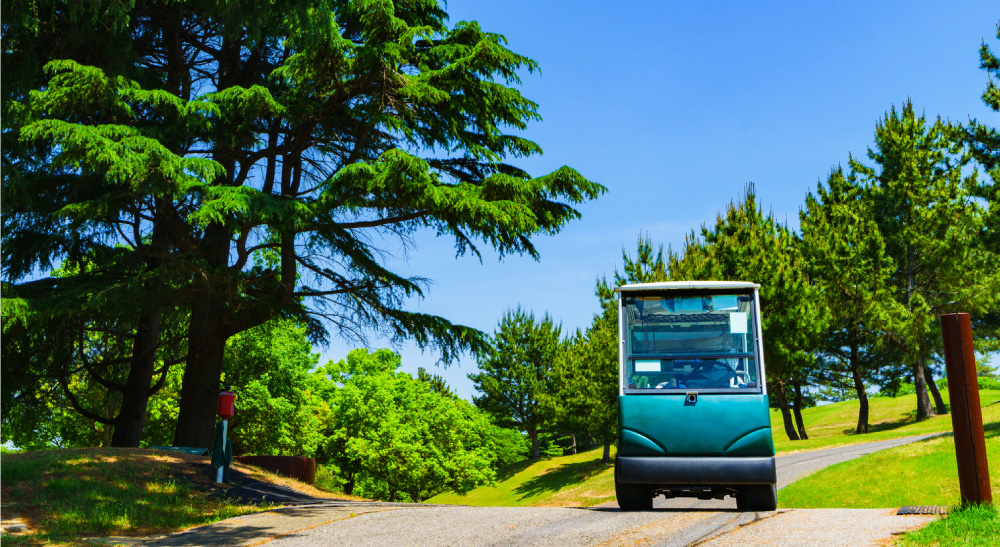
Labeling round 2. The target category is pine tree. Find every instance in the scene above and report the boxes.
[800,167,897,433]
[469,308,561,460]
[966,22,1000,357]
[2,1,603,448]
[852,101,990,420]
[667,185,825,440]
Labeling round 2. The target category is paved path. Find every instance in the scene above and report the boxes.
[130,434,942,547]
[648,433,941,510]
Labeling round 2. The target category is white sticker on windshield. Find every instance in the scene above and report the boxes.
[730,312,748,334]
[634,360,660,372]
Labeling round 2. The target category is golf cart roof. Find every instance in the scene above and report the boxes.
[615,280,760,293]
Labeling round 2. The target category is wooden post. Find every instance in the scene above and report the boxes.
[940,313,992,505]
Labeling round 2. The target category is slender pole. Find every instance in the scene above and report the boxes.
[940,313,992,505]
[216,419,228,484]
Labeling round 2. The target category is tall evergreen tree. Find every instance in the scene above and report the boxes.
[965,22,1000,357]
[469,308,561,460]
[667,185,824,440]
[2,0,603,448]
[852,101,990,420]
[800,167,897,433]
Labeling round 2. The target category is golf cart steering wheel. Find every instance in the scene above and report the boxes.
[733,370,752,384]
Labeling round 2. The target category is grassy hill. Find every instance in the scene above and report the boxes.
[427,390,1000,508]
[0,448,350,546]
[779,395,1000,508]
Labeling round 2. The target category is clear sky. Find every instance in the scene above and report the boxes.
[319,1,1000,400]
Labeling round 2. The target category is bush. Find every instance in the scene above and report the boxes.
[937,377,1000,392]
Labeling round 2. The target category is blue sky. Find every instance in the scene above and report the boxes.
[319,1,1000,399]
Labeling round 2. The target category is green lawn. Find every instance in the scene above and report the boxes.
[769,390,1000,453]
[427,447,616,507]
[779,396,1000,508]
[428,390,1000,508]
[0,449,270,546]
[898,504,1000,547]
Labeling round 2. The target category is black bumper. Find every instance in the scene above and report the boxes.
[616,456,776,486]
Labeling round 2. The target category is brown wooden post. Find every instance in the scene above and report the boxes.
[940,313,992,505]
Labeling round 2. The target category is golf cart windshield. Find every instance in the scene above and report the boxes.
[622,292,760,392]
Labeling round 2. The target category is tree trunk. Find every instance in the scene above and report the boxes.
[528,424,540,459]
[772,380,799,441]
[924,367,947,415]
[906,246,935,421]
[173,286,228,449]
[792,382,808,440]
[568,433,577,455]
[602,440,611,464]
[847,338,869,434]
[112,209,169,447]
[111,307,162,446]
[913,355,935,421]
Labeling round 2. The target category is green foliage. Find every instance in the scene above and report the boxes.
[852,100,993,419]
[319,348,523,502]
[664,185,824,439]
[966,23,1000,357]
[2,0,604,448]
[799,166,903,430]
[544,304,619,463]
[470,308,561,460]
[222,319,327,458]
[937,376,1000,392]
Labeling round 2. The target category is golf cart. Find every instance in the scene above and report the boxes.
[614,281,777,511]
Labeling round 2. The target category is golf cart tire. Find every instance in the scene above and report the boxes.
[736,483,777,511]
[616,480,653,511]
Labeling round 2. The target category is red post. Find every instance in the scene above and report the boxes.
[940,313,992,505]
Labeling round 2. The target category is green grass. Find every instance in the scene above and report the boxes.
[427,447,616,507]
[770,390,1000,454]
[898,504,1000,547]
[430,391,1000,508]
[778,398,1000,508]
[0,448,266,546]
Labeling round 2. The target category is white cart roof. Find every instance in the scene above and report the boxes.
[615,280,760,293]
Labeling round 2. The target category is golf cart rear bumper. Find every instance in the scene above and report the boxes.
[616,456,776,485]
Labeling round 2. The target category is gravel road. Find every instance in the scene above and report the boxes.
[261,435,940,547]
[138,434,942,547]
[260,505,934,547]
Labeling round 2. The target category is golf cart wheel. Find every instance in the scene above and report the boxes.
[736,483,777,511]
[615,480,653,511]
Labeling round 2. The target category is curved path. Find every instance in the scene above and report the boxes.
[651,433,941,510]
[139,434,943,547]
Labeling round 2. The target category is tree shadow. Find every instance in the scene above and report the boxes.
[841,410,919,435]
[512,458,611,501]
[495,458,539,482]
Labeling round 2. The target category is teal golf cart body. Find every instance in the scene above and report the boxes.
[614,281,777,511]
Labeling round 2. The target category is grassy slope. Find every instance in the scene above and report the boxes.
[0,448,345,546]
[779,396,1000,508]
[427,390,1000,508]
[428,448,617,507]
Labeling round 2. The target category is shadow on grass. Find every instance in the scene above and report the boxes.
[2,449,261,541]
[841,410,922,435]
[512,457,611,501]
[495,458,539,482]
